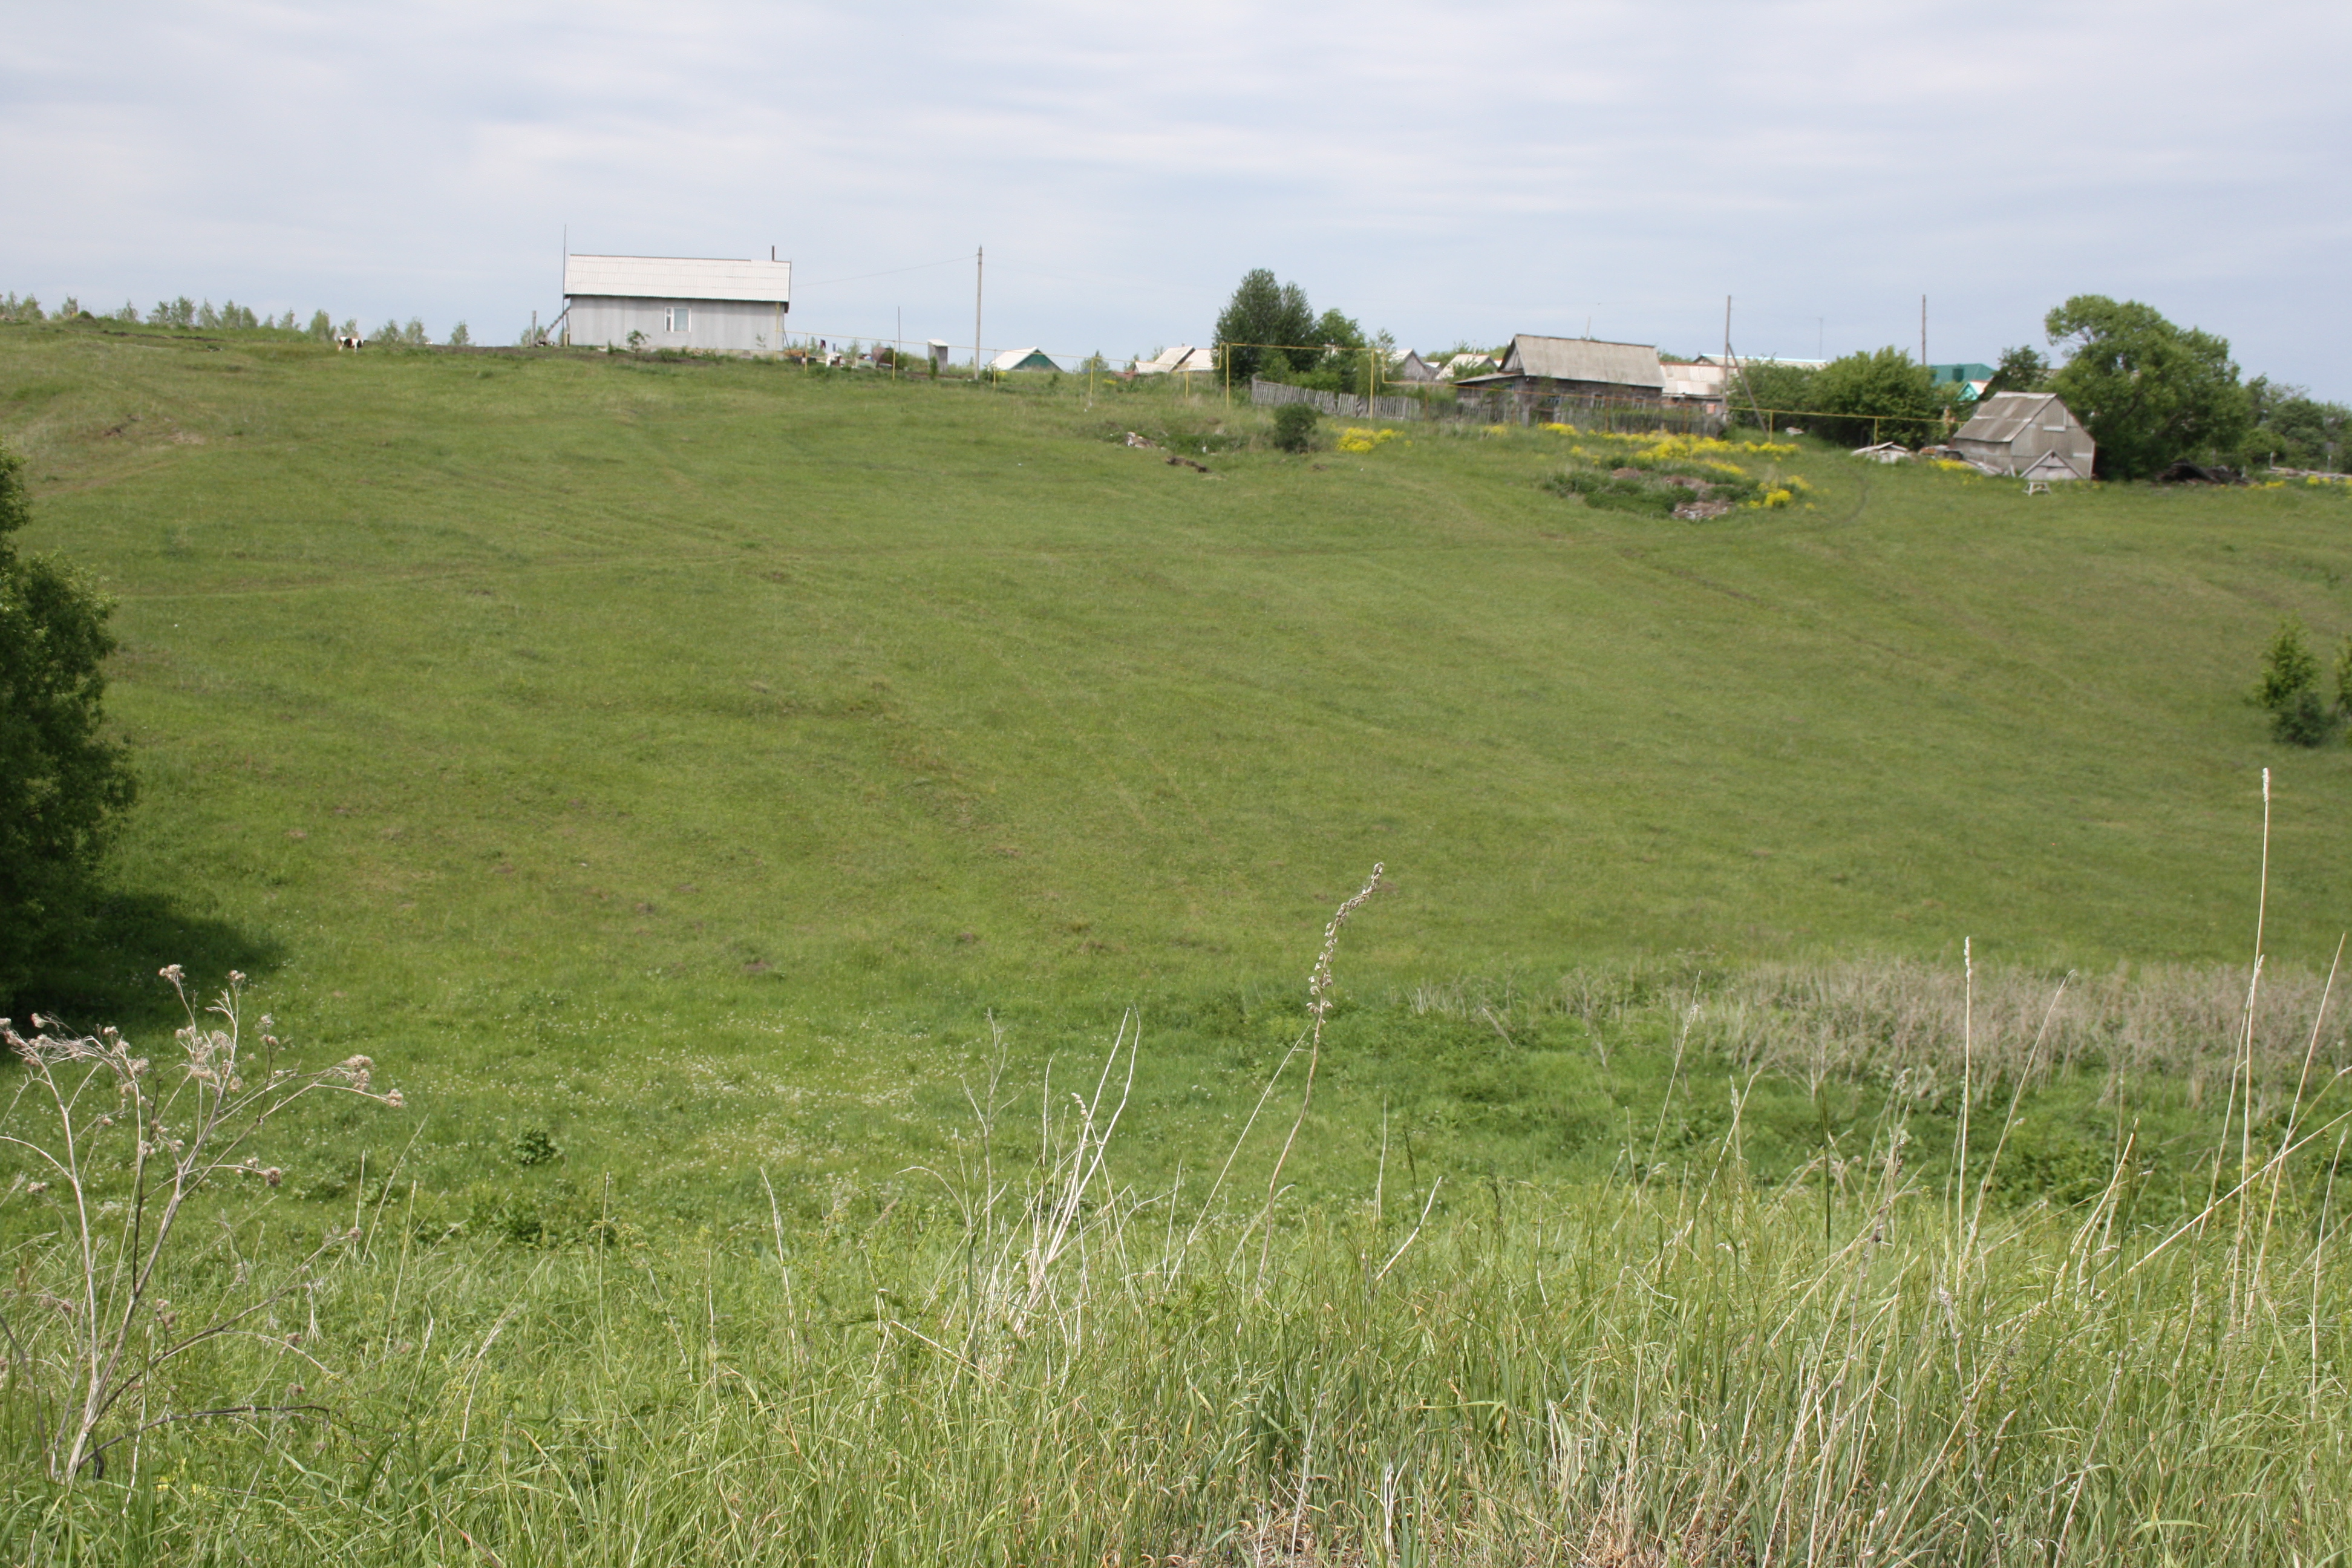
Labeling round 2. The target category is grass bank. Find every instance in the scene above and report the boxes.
[2,318,2349,1200]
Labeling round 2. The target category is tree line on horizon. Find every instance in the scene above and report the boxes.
[0,291,477,348]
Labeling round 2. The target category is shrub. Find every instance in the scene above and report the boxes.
[1543,468,1679,517]
[2274,687,2331,746]
[2255,616,2330,745]
[0,443,138,1005]
[1272,403,1318,452]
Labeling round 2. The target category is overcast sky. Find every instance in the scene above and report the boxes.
[7,1,2347,391]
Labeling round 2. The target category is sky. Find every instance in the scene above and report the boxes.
[6,1,2348,393]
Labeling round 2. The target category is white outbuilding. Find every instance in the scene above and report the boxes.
[561,253,792,354]
[1952,391,2097,480]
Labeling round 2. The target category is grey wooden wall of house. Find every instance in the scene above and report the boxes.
[566,297,786,354]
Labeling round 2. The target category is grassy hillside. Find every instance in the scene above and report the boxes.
[2,318,2350,1204]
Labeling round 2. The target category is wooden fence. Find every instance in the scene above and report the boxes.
[1249,377,1726,436]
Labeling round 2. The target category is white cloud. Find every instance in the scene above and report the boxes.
[4,0,2345,387]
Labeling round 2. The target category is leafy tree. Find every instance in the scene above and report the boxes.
[1731,361,1819,430]
[2255,616,2330,745]
[0,444,138,1006]
[1982,345,2051,396]
[1214,269,1315,382]
[2241,377,2348,471]
[1809,348,1940,447]
[2046,296,2249,479]
[1297,308,1372,393]
[307,309,333,339]
[2336,635,2352,720]
[448,321,472,348]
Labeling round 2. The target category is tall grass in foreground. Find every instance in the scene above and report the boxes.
[1,1026,2345,1566]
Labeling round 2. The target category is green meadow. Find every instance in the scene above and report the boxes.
[5,319,2352,1563]
[5,319,2352,1204]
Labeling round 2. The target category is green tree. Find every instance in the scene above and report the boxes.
[448,321,472,348]
[0,444,138,1006]
[307,309,333,339]
[2046,296,2249,479]
[2254,616,2329,746]
[1730,360,1819,430]
[1214,269,1314,382]
[2335,634,2352,720]
[2241,377,2348,471]
[1810,348,1939,447]
[1982,345,2051,397]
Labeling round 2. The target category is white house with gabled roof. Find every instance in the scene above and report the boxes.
[561,253,792,354]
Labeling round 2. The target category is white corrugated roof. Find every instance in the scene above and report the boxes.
[563,254,792,304]
[1501,335,1664,390]
[1955,391,2065,446]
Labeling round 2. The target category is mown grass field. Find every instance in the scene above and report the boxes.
[5,319,2352,1203]
[5,319,2352,1564]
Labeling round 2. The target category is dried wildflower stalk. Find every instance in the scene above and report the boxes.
[1257,864,1385,1276]
[0,966,405,1481]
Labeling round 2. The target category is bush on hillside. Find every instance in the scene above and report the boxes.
[0,443,139,1007]
[1271,402,1318,452]
[2255,616,2331,746]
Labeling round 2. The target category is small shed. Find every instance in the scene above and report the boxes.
[926,339,952,373]
[1388,350,1438,383]
[988,347,1060,372]
[1952,392,2096,479]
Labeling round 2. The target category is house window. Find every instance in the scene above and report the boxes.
[668,305,690,332]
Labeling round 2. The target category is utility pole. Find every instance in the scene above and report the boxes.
[973,246,984,381]
[1723,295,1733,425]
